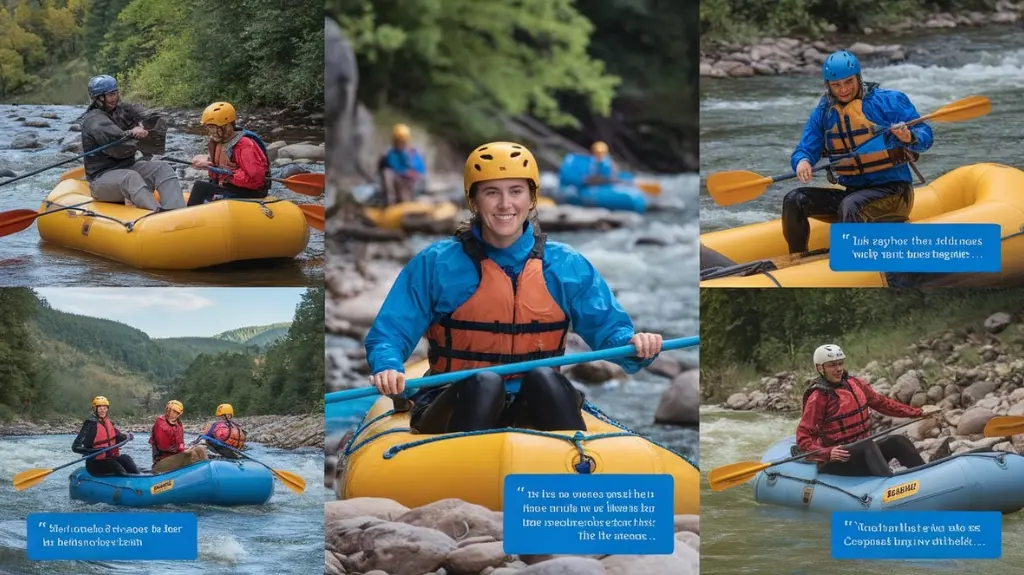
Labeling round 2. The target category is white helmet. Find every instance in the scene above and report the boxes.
[813,344,846,366]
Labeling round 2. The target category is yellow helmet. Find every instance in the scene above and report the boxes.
[92,396,109,408]
[216,403,234,417]
[201,102,235,127]
[591,141,609,157]
[392,123,411,142]
[463,142,540,204]
[166,400,184,415]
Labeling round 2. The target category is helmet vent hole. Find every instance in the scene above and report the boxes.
[522,160,529,168]
[510,151,521,158]
[474,164,482,172]
[479,154,493,160]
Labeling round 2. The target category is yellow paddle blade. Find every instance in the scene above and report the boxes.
[925,95,991,124]
[12,468,53,491]
[272,469,306,494]
[59,166,86,181]
[636,181,661,196]
[707,460,771,492]
[983,416,1024,437]
[705,170,774,207]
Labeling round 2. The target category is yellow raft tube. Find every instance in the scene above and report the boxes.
[338,391,700,515]
[701,163,1024,288]
[37,179,310,270]
[363,197,556,231]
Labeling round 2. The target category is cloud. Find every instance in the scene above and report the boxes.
[35,288,215,317]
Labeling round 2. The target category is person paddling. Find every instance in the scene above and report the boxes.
[783,50,934,254]
[71,396,139,477]
[365,141,663,434]
[193,403,247,459]
[797,344,940,476]
[150,400,208,474]
[189,101,272,206]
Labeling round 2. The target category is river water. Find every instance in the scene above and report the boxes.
[700,407,1024,574]
[327,172,700,463]
[700,26,1024,231]
[0,434,326,575]
[0,104,324,286]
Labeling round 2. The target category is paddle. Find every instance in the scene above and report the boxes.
[705,95,992,207]
[326,335,700,404]
[707,415,934,492]
[160,158,324,197]
[0,202,97,239]
[636,181,661,196]
[298,204,324,231]
[13,438,131,491]
[0,136,132,188]
[982,416,1024,437]
[199,435,306,494]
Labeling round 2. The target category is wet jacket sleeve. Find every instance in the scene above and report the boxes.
[71,420,98,454]
[860,380,922,418]
[83,113,137,159]
[557,251,654,374]
[365,247,438,375]
[228,138,268,189]
[791,99,828,171]
[408,149,426,175]
[796,391,833,463]
[883,91,933,154]
[122,103,148,126]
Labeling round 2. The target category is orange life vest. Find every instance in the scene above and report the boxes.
[93,418,119,460]
[823,99,917,177]
[426,229,571,376]
[212,419,246,449]
[801,375,872,446]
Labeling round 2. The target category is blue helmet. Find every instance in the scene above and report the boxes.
[822,51,861,82]
[88,75,118,98]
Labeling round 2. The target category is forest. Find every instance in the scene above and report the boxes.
[331,0,699,173]
[0,287,324,421]
[700,288,1024,400]
[0,0,322,109]
[701,0,1004,44]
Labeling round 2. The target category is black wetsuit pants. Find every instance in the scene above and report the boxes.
[820,435,925,477]
[782,181,914,254]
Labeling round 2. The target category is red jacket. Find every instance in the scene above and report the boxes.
[797,374,921,463]
[208,135,268,190]
[149,415,185,462]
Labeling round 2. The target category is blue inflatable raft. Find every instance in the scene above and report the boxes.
[554,153,647,213]
[752,436,1024,513]
[69,459,275,507]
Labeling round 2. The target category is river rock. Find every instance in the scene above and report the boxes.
[396,499,504,540]
[890,370,923,403]
[326,498,411,524]
[277,143,325,162]
[957,407,995,434]
[446,540,508,573]
[40,112,59,119]
[984,312,1012,333]
[645,356,682,379]
[567,360,627,385]
[10,131,41,149]
[654,369,699,426]
[0,169,16,178]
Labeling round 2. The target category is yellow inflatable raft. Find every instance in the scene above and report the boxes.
[701,163,1024,287]
[338,396,700,515]
[37,179,309,270]
[363,201,460,230]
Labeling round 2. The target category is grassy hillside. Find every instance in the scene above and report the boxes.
[213,323,291,346]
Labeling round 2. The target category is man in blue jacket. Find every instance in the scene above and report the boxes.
[783,50,934,254]
[378,123,426,206]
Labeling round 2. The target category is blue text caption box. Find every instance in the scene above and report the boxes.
[27,512,198,561]
[503,474,673,555]
[829,223,1000,272]
[831,511,1001,560]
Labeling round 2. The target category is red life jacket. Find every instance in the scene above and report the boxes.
[93,418,119,460]
[207,131,270,191]
[149,416,184,462]
[211,419,246,449]
[801,375,872,446]
[426,229,570,376]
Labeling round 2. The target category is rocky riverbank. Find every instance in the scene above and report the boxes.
[325,497,699,575]
[3,104,324,186]
[715,311,1024,462]
[0,414,323,449]
[701,1,1024,78]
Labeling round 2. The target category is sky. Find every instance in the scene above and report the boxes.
[34,288,309,338]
